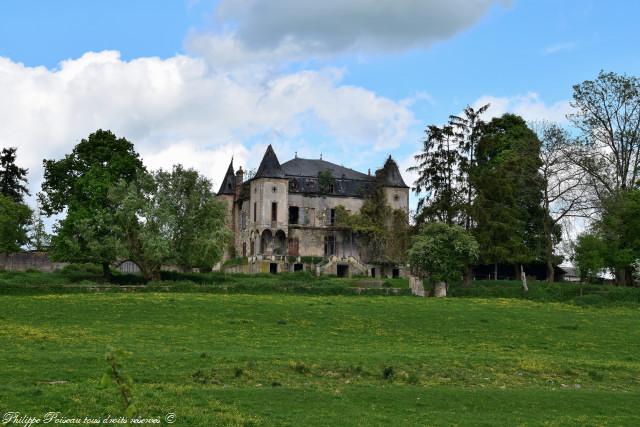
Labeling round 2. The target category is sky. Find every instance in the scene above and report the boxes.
[1,0,639,215]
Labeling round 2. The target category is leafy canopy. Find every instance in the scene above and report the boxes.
[0,194,32,254]
[408,222,479,284]
[472,114,547,267]
[39,130,143,272]
[110,165,231,279]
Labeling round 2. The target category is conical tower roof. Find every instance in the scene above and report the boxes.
[254,144,285,179]
[217,158,236,195]
[379,156,409,188]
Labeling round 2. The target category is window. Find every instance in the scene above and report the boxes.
[242,242,247,257]
[289,206,300,225]
[272,186,277,193]
[271,202,278,222]
[328,183,335,193]
[329,208,336,226]
[394,194,400,202]
[324,235,336,256]
[253,202,257,222]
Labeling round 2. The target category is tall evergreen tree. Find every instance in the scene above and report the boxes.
[449,104,490,230]
[472,114,547,278]
[410,104,489,228]
[0,147,30,203]
[409,125,465,225]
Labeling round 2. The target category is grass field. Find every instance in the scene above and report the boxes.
[1,287,639,426]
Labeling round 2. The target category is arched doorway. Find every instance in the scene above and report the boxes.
[260,229,273,255]
[274,230,286,255]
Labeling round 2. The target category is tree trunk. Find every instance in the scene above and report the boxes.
[547,258,555,283]
[462,264,472,287]
[521,265,528,292]
[543,213,555,283]
[494,263,498,281]
[433,281,447,297]
[102,262,113,282]
[515,264,521,281]
[615,267,626,286]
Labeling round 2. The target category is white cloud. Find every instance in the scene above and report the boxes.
[189,0,509,67]
[543,41,576,55]
[473,93,573,123]
[0,51,414,197]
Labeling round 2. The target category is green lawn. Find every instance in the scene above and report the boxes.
[1,293,639,426]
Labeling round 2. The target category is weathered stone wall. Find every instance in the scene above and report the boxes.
[383,187,410,213]
[250,177,289,231]
[0,252,67,272]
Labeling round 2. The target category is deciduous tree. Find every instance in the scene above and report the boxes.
[567,71,640,203]
[39,130,144,280]
[0,194,31,254]
[110,166,230,280]
[408,222,479,290]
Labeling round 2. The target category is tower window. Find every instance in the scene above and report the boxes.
[271,202,277,222]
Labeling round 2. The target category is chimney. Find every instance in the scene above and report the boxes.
[236,166,244,185]
[368,168,371,176]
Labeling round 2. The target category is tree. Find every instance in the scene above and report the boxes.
[110,166,230,280]
[472,114,547,279]
[410,104,489,228]
[598,189,640,285]
[39,130,144,280]
[335,158,410,265]
[567,71,640,204]
[573,233,607,283]
[408,222,479,289]
[448,104,490,230]
[573,189,640,285]
[0,147,30,203]
[29,204,51,251]
[534,122,590,282]
[409,125,464,225]
[0,194,32,254]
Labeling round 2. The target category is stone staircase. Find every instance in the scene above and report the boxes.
[316,256,370,277]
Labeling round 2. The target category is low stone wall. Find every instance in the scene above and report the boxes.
[0,252,67,272]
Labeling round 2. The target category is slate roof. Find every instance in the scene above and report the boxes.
[217,159,236,195]
[240,147,408,198]
[254,145,285,179]
[380,156,409,188]
[281,157,373,181]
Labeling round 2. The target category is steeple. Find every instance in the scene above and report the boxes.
[254,144,285,179]
[217,158,236,195]
[379,156,409,188]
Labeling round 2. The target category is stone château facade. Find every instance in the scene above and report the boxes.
[216,145,410,277]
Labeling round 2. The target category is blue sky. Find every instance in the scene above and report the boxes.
[1,0,639,212]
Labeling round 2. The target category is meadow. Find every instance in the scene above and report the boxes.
[1,272,639,426]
